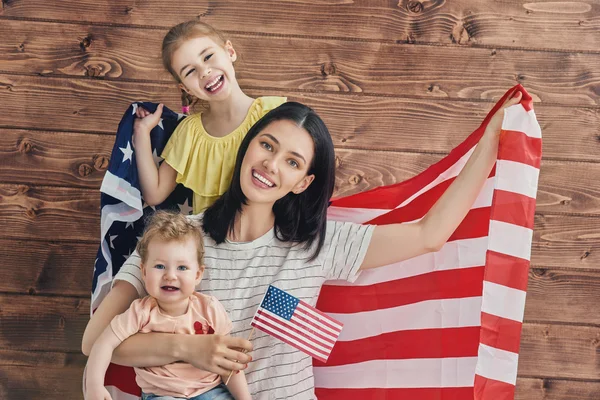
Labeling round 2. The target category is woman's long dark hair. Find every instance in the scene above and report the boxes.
[202,102,336,260]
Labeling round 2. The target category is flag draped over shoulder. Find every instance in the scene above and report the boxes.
[92,85,541,400]
[91,103,193,313]
[314,85,541,400]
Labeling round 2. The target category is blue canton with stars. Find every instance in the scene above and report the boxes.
[92,102,193,300]
[261,285,300,321]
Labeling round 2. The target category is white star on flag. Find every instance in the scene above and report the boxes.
[131,103,138,115]
[125,221,135,229]
[158,118,164,130]
[152,148,163,169]
[178,199,193,215]
[123,249,133,261]
[109,235,118,249]
[119,141,133,163]
[177,113,186,121]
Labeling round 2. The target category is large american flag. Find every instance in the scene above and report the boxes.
[251,285,343,363]
[314,85,541,399]
[92,85,541,399]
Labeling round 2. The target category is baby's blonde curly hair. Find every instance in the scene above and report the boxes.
[136,210,204,267]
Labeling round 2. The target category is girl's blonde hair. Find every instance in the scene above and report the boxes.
[137,210,204,267]
[162,20,229,113]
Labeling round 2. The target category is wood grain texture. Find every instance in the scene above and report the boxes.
[516,377,600,400]
[524,268,600,324]
[0,239,95,297]
[0,184,100,242]
[518,323,600,380]
[0,76,599,162]
[0,349,86,400]
[2,21,600,105]
[0,129,111,189]
[1,0,599,52]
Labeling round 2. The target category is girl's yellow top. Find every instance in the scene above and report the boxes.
[161,96,286,214]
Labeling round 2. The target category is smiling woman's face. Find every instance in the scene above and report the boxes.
[240,119,316,206]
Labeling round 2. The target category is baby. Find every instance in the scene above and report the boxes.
[85,211,250,400]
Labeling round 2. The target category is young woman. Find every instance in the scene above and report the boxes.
[83,92,522,399]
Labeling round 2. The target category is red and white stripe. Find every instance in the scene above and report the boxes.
[315,85,541,400]
[251,299,343,363]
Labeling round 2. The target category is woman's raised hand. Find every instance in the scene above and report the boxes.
[183,333,253,376]
[484,90,523,139]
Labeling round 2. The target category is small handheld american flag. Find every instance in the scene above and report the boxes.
[251,285,343,363]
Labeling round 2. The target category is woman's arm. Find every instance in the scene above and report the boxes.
[360,91,523,271]
[82,280,138,356]
[133,104,178,205]
[82,281,253,372]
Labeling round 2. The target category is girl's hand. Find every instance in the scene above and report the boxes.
[133,103,164,148]
[183,334,253,376]
[85,385,112,400]
[484,90,523,139]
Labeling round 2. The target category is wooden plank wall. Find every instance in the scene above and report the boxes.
[1,1,599,398]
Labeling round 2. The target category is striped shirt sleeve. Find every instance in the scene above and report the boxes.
[112,250,148,297]
[323,220,375,283]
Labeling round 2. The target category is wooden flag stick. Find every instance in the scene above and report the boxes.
[225,327,255,385]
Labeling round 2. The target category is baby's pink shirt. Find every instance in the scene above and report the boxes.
[110,292,233,398]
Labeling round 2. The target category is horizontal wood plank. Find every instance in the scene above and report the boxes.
[516,377,600,400]
[2,294,598,380]
[0,184,100,242]
[0,129,111,188]
[518,323,600,380]
[1,1,600,52]
[2,21,600,105]
[0,76,599,162]
[0,349,86,400]
[0,239,96,297]
[524,268,600,324]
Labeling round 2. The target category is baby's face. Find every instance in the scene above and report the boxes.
[142,237,203,305]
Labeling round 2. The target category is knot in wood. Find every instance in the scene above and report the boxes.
[532,267,546,277]
[86,64,102,77]
[93,155,109,170]
[334,156,342,168]
[125,6,134,14]
[18,43,25,52]
[28,288,37,295]
[25,207,37,219]
[407,0,424,13]
[78,163,93,177]
[321,62,337,77]
[79,35,93,51]
[17,184,30,194]
[349,175,362,185]
[18,138,33,154]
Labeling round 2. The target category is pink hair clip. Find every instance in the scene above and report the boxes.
[182,105,190,114]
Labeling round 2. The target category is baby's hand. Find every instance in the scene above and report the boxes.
[85,385,113,400]
[133,103,164,148]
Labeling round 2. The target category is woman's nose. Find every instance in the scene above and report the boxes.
[263,158,278,174]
